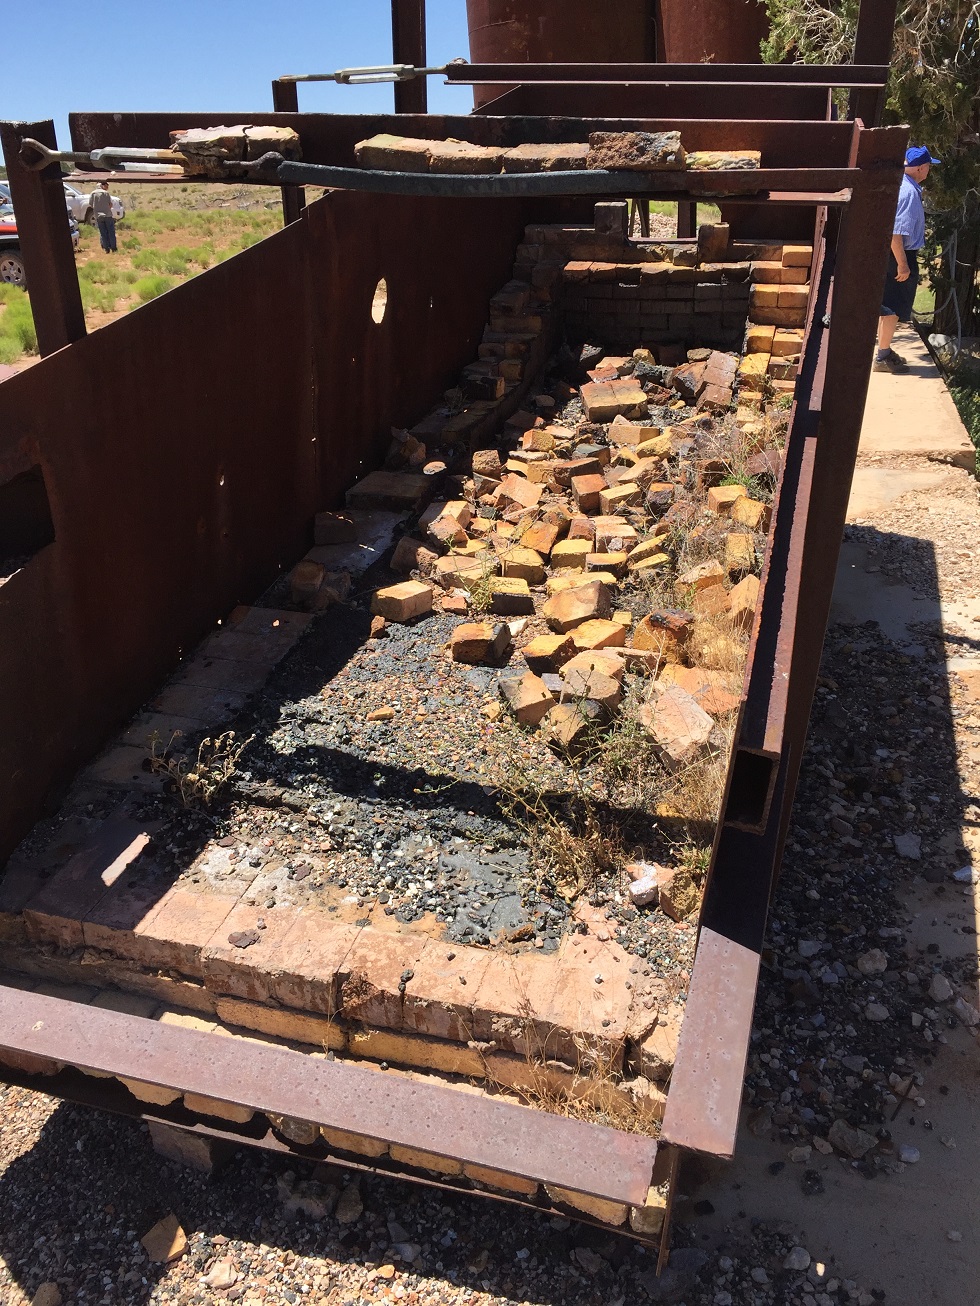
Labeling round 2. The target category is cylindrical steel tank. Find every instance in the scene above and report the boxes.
[465,0,656,107]
[466,0,768,106]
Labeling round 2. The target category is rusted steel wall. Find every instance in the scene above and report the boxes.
[306,191,528,498]
[0,188,527,861]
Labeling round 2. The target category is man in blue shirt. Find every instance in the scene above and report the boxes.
[875,146,940,372]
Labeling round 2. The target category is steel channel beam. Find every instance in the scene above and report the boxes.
[474,84,835,123]
[271,80,306,224]
[849,0,899,123]
[661,126,906,1159]
[0,984,657,1205]
[0,120,86,356]
[0,1054,666,1245]
[445,62,888,88]
[391,0,427,114]
[67,113,859,171]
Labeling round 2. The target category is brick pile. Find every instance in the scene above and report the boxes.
[367,345,776,770]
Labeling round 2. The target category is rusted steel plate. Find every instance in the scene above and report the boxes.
[0,985,658,1205]
[0,185,526,862]
[447,62,888,87]
[661,929,760,1158]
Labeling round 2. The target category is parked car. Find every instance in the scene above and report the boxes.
[0,212,26,286]
[0,200,80,287]
[64,182,125,223]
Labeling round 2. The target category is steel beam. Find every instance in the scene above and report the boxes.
[391,0,427,114]
[849,0,899,123]
[0,120,86,356]
[271,80,306,224]
[661,125,907,1160]
[444,61,888,87]
[0,984,657,1205]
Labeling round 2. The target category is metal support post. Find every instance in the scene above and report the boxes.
[391,0,427,114]
[848,0,899,122]
[0,120,86,356]
[677,200,696,239]
[271,80,306,224]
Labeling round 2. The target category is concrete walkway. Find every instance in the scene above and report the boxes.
[694,325,980,1304]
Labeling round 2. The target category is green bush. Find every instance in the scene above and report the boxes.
[133,274,173,303]
[131,249,165,272]
[0,290,38,360]
[162,249,190,275]
[950,367,980,452]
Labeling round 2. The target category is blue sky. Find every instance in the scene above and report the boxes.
[3,1,475,146]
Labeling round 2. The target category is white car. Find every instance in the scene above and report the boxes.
[64,183,125,223]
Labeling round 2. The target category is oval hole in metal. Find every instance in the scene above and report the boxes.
[371,277,388,324]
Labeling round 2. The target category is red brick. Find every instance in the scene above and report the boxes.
[201,903,303,1001]
[337,929,427,1029]
[23,818,160,951]
[401,940,494,1041]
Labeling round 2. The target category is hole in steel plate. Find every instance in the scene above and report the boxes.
[0,463,55,586]
[371,277,388,324]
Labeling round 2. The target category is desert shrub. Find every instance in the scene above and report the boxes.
[133,274,173,303]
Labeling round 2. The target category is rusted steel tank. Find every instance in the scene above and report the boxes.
[466,0,767,106]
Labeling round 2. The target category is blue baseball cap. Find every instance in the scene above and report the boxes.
[906,145,941,166]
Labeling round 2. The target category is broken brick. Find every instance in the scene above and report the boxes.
[633,610,694,663]
[543,582,612,633]
[450,622,512,666]
[639,683,722,771]
[370,581,433,623]
[499,672,556,727]
[706,484,747,515]
[489,577,535,616]
[570,619,627,652]
[729,573,760,630]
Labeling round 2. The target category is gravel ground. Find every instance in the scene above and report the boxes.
[2,622,950,1306]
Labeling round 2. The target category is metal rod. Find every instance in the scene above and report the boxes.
[269,159,863,199]
[278,64,445,85]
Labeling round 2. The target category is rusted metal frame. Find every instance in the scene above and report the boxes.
[849,0,899,123]
[67,112,860,170]
[738,233,831,770]
[473,83,838,124]
[661,129,906,1161]
[0,984,657,1204]
[0,1054,664,1244]
[391,0,427,114]
[444,62,889,88]
[0,120,86,356]
[271,80,306,224]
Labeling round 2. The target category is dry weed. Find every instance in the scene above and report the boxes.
[149,729,254,808]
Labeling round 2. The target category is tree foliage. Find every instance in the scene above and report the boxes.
[762,1,980,330]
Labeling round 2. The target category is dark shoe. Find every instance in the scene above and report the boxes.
[873,350,909,373]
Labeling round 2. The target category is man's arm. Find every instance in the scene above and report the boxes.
[891,233,910,282]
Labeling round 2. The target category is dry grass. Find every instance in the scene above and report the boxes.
[149,729,254,808]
